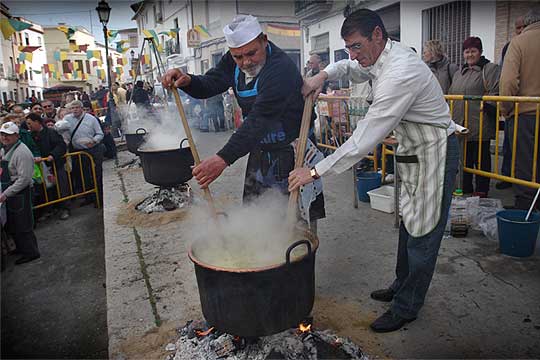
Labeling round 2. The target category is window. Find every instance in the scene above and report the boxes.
[75,60,84,73]
[31,90,35,97]
[24,33,30,45]
[37,36,42,45]
[24,70,28,81]
[86,60,91,73]
[129,34,138,48]
[0,63,4,78]
[154,1,163,23]
[9,57,14,74]
[29,67,33,80]
[422,0,471,67]
[62,60,71,73]
[211,52,223,67]
[2,92,7,104]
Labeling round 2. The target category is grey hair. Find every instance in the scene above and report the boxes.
[68,100,83,108]
[524,8,540,26]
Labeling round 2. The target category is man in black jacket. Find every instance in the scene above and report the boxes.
[26,113,70,220]
[163,15,324,224]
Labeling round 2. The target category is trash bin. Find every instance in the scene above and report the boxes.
[356,171,381,203]
[496,210,540,257]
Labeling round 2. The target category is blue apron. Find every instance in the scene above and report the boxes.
[234,46,325,220]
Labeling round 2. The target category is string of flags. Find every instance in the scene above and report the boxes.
[57,25,76,39]
[18,52,33,62]
[18,46,41,53]
[0,18,32,40]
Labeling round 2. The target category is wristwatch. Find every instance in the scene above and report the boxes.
[310,167,320,180]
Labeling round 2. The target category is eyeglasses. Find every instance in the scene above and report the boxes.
[344,42,363,54]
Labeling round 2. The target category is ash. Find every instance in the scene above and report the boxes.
[167,320,367,360]
[136,184,192,213]
[119,157,141,169]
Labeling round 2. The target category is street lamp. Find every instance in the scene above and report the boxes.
[96,0,114,125]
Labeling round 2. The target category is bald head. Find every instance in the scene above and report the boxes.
[515,16,525,35]
[308,54,321,70]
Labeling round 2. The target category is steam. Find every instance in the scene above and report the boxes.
[121,103,187,150]
[189,190,311,269]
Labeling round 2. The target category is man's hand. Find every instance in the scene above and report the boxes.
[34,157,42,163]
[302,71,328,100]
[192,155,228,189]
[162,68,192,89]
[85,140,96,148]
[0,193,6,203]
[288,167,314,192]
[46,155,54,162]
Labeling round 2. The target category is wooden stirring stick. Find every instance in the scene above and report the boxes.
[171,86,218,219]
[286,94,315,227]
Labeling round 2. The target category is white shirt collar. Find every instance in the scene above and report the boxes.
[369,39,393,79]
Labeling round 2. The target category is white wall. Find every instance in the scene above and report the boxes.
[470,0,496,61]
[400,0,497,61]
[24,29,47,99]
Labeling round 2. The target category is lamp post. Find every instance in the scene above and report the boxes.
[96,0,113,125]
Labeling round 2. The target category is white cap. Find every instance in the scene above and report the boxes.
[223,15,262,48]
[0,121,19,135]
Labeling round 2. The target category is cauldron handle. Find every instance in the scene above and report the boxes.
[136,127,147,135]
[180,138,189,149]
[286,240,312,265]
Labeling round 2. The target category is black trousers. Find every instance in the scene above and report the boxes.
[508,114,540,209]
[71,145,104,204]
[463,140,491,194]
[5,186,40,257]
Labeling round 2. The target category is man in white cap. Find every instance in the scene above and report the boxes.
[163,15,325,224]
[0,122,41,265]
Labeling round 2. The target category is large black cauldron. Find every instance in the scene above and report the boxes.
[125,128,147,155]
[138,138,194,187]
[188,231,318,337]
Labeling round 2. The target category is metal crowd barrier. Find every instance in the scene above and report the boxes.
[316,94,540,224]
[33,151,100,210]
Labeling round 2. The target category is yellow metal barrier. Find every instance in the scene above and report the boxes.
[33,151,101,210]
[445,95,540,190]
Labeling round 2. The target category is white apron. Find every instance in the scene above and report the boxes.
[393,121,448,237]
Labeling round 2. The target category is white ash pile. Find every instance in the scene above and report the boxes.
[166,320,367,360]
[136,184,192,213]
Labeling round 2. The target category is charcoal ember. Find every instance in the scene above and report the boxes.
[136,184,192,213]
[210,334,235,358]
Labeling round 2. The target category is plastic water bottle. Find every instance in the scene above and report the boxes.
[450,189,469,237]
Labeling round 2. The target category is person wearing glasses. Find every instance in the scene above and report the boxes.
[162,15,325,227]
[290,9,459,332]
[40,100,58,121]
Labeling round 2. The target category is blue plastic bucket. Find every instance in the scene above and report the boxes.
[496,210,540,257]
[356,171,381,202]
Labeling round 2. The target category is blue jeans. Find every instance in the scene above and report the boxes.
[390,134,459,319]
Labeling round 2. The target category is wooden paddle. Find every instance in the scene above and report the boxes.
[286,94,315,227]
[171,86,218,219]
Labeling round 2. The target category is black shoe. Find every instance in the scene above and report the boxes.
[495,181,512,190]
[370,310,416,333]
[15,255,40,265]
[370,288,395,302]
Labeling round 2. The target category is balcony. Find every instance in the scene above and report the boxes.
[294,0,333,20]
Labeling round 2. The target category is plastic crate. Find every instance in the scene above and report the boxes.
[367,185,395,213]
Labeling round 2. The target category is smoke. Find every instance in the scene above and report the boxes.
[188,189,312,269]
[121,103,187,151]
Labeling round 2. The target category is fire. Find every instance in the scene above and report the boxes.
[299,323,312,333]
[195,327,215,337]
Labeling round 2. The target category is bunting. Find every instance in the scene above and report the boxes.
[194,25,211,38]
[57,25,76,39]
[116,57,124,65]
[60,51,67,61]
[142,29,159,44]
[140,54,150,65]
[32,69,42,74]
[69,42,78,52]
[107,29,118,40]
[54,50,60,61]
[115,66,123,75]
[18,46,41,53]
[18,52,33,62]
[15,63,26,74]
[169,28,180,38]
[86,50,102,59]
[0,18,32,40]
[129,69,135,78]
[266,24,301,37]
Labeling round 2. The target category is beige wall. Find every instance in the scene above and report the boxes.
[495,0,540,63]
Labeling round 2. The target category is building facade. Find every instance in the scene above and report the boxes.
[130,0,302,84]
[298,0,539,84]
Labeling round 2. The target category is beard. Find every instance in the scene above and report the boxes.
[240,60,266,78]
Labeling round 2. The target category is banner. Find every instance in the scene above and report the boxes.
[194,25,211,38]
[107,29,118,40]
[1,18,32,40]
[266,24,301,37]
[57,25,75,39]
[18,46,40,53]
[18,52,32,62]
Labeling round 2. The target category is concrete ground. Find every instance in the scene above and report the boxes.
[105,130,540,359]
[1,204,108,359]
